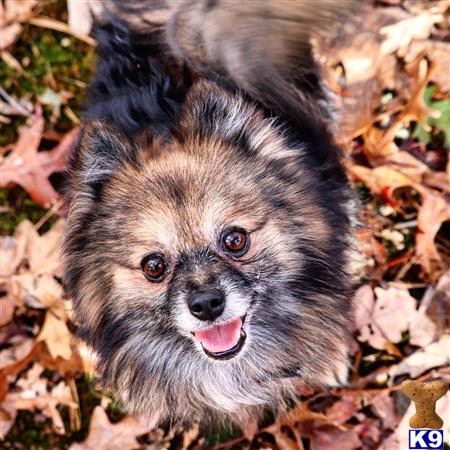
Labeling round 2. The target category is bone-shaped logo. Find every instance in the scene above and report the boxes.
[401,379,448,429]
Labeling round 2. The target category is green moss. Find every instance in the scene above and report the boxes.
[0,187,59,236]
[413,85,450,147]
[3,376,104,449]
[0,4,94,145]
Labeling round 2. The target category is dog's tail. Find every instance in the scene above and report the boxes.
[108,0,357,131]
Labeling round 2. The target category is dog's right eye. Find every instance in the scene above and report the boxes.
[141,254,167,282]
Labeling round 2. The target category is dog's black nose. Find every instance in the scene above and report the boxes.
[188,288,225,321]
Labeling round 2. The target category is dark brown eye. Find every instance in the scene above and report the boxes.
[141,255,167,281]
[223,229,249,256]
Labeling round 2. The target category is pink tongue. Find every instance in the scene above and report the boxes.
[194,317,242,353]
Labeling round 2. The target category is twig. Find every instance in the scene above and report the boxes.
[26,16,95,46]
[0,86,32,117]
[388,281,427,289]
[393,220,417,230]
[394,256,416,281]
[34,198,64,231]
[213,435,247,450]
[333,370,447,396]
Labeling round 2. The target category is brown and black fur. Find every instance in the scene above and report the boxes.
[64,0,359,426]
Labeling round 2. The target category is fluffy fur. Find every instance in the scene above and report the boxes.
[64,0,358,426]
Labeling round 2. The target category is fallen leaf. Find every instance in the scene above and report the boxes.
[4,377,78,436]
[380,12,443,56]
[0,110,77,207]
[272,428,302,450]
[0,222,29,277]
[325,397,360,426]
[416,191,450,273]
[355,418,381,447]
[182,424,200,450]
[356,287,417,350]
[67,0,105,36]
[0,293,15,326]
[241,417,258,442]
[0,0,38,50]
[25,218,65,277]
[409,284,439,347]
[350,165,413,199]
[0,395,17,439]
[424,40,450,92]
[422,273,450,338]
[37,310,72,360]
[70,406,157,450]
[391,334,450,378]
[370,391,399,430]
[352,284,375,332]
[0,337,34,370]
[310,426,362,450]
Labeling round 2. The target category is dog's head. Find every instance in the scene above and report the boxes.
[65,81,356,424]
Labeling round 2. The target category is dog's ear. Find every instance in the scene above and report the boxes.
[180,80,297,162]
[85,18,183,138]
[68,120,135,201]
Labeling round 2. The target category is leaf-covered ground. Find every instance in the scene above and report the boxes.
[0,1,449,449]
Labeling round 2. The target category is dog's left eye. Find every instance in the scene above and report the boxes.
[222,228,249,256]
[141,254,167,281]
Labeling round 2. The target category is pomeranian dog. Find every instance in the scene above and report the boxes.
[64,0,359,425]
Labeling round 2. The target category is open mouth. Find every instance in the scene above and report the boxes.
[193,316,246,360]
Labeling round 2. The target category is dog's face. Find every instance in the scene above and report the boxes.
[65,82,355,424]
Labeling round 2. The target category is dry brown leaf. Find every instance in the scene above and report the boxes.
[241,417,258,442]
[422,273,450,338]
[181,424,200,450]
[425,170,450,193]
[11,273,63,310]
[0,0,37,50]
[380,11,443,56]
[4,380,77,435]
[0,337,34,370]
[272,428,302,450]
[369,391,399,430]
[286,402,327,424]
[409,285,439,347]
[368,59,439,159]
[0,363,79,436]
[416,191,450,273]
[0,221,29,277]
[0,395,17,439]
[352,284,374,332]
[310,426,362,450]
[355,287,417,349]
[0,293,15,326]
[0,111,76,207]
[350,165,413,198]
[354,418,381,447]
[25,218,65,277]
[391,334,450,378]
[325,397,360,426]
[3,218,64,280]
[70,406,157,450]
[384,151,430,180]
[424,40,450,92]
[37,310,72,360]
[67,0,105,36]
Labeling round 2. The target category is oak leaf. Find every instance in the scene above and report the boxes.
[70,406,158,450]
[0,110,77,207]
